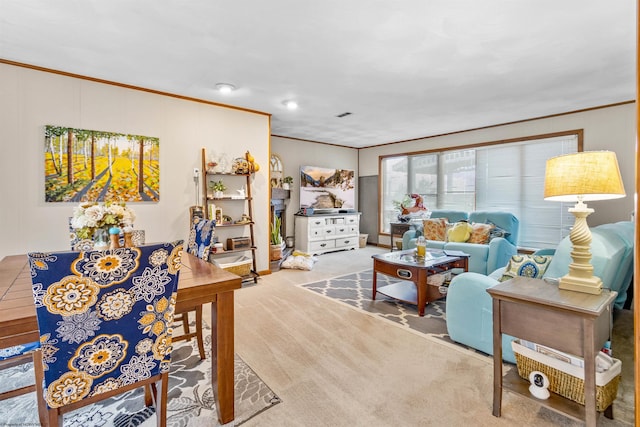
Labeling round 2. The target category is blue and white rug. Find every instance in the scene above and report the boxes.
[0,326,280,426]
[299,269,451,342]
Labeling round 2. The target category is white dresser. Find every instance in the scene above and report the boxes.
[295,213,361,255]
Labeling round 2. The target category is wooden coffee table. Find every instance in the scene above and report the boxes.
[372,249,469,316]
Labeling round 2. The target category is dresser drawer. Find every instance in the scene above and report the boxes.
[310,240,336,252]
[323,225,336,237]
[335,225,349,235]
[335,237,357,248]
[309,227,324,238]
[309,218,326,228]
[345,216,359,225]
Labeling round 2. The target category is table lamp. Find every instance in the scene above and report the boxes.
[543,151,626,294]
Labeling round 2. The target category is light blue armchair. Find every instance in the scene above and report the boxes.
[402,210,519,275]
[446,221,634,363]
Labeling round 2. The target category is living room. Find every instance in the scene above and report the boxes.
[0,2,637,426]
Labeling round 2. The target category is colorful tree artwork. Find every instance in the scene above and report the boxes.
[44,125,160,202]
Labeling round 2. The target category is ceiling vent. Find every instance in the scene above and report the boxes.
[336,112,352,118]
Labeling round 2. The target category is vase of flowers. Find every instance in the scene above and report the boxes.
[71,202,136,247]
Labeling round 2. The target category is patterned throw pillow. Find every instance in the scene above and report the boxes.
[468,223,494,244]
[488,222,510,242]
[422,218,448,241]
[499,255,553,282]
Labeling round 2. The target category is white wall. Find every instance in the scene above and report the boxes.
[0,63,272,272]
[359,103,636,245]
[271,136,359,238]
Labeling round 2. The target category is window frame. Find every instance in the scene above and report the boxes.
[378,129,584,248]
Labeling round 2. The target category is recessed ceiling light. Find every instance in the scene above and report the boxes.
[283,100,298,110]
[215,83,236,94]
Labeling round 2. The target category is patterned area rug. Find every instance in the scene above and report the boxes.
[0,326,281,426]
[299,269,454,345]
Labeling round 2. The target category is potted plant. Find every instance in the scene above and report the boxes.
[209,180,226,198]
[282,176,294,190]
[270,216,283,260]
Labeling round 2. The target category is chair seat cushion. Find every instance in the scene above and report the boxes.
[0,341,40,360]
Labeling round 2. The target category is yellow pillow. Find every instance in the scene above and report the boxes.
[422,218,448,241]
[447,221,473,242]
[468,223,494,244]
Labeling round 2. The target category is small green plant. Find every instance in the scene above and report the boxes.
[283,176,294,185]
[209,180,227,192]
[270,215,282,245]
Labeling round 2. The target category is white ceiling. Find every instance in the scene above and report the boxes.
[0,1,636,148]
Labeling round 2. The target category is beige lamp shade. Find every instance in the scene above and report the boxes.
[544,151,626,202]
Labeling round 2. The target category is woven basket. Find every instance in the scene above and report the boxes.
[512,340,621,412]
[213,255,252,277]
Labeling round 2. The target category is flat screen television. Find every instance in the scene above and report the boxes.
[300,165,355,213]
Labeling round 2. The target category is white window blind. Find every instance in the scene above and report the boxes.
[475,134,577,248]
[439,150,475,211]
[380,133,579,248]
[381,156,408,233]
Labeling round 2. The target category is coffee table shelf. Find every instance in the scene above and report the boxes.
[371,249,468,316]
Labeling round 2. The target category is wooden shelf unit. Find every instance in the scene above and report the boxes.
[201,148,258,283]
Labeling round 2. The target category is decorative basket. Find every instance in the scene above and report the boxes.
[212,255,252,277]
[511,340,621,412]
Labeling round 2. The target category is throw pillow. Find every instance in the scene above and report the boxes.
[422,218,448,241]
[447,221,473,242]
[499,255,553,282]
[487,221,510,242]
[468,223,494,244]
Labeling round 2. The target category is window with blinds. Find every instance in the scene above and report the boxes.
[379,132,579,249]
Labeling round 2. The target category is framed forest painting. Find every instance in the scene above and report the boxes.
[44,125,160,202]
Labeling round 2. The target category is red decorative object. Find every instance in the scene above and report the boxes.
[401,193,426,215]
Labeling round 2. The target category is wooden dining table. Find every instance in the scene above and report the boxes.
[0,250,242,425]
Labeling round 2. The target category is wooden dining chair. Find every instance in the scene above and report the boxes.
[27,241,183,427]
[175,218,217,360]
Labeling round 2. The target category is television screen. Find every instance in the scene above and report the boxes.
[300,166,355,211]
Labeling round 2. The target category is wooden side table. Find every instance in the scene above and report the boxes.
[487,277,616,427]
[389,222,411,251]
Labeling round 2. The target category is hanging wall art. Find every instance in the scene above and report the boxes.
[44,125,160,202]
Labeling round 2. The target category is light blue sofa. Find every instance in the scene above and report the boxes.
[402,210,520,275]
[446,221,634,363]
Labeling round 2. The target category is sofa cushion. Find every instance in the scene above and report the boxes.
[422,218,448,241]
[499,254,552,282]
[468,223,494,244]
[447,221,472,242]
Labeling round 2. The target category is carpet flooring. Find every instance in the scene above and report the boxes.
[0,325,281,426]
[299,268,635,425]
